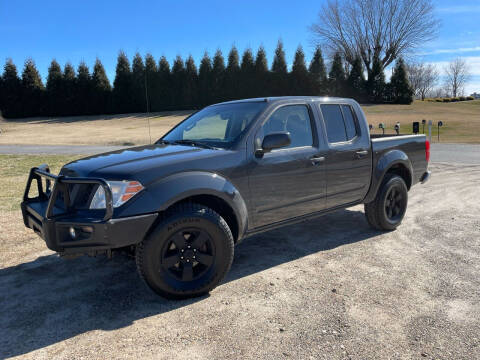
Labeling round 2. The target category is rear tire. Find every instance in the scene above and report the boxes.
[364,174,408,231]
[136,202,234,299]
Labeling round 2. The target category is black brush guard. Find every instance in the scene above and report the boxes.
[21,164,157,255]
[23,164,114,221]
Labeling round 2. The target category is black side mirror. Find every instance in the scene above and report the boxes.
[258,132,291,155]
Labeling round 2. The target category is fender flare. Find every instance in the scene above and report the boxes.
[364,149,413,203]
[148,171,248,240]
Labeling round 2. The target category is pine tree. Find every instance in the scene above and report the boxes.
[76,61,92,115]
[290,46,309,95]
[271,40,288,95]
[1,59,22,118]
[366,54,386,103]
[308,47,328,95]
[157,56,172,110]
[240,48,255,98]
[62,63,77,115]
[46,59,63,116]
[91,58,111,114]
[171,55,185,109]
[225,46,240,100]
[254,46,270,97]
[0,75,3,118]
[346,56,366,102]
[211,50,226,103]
[328,52,346,97]
[144,54,157,112]
[184,55,198,108]
[198,52,212,107]
[113,51,132,114]
[21,58,45,117]
[390,58,414,104]
[131,53,146,112]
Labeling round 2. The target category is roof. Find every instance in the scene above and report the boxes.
[213,96,353,106]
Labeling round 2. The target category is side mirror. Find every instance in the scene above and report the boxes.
[257,132,291,155]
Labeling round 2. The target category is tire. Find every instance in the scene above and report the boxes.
[136,202,234,299]
[364,174,408,231]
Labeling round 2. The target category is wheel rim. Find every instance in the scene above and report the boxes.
[160,228,215,282]
[384,186,405,222]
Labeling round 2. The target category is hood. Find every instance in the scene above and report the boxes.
[61,143,222,181]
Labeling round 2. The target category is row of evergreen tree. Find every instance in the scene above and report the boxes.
[0,42,413,119]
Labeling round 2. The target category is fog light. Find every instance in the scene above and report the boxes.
[69,226,76,239]
[81,226,93,233]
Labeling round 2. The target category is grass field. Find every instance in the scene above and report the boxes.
[0,100,479,145]
[0,155,77,212]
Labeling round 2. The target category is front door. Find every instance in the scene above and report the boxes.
[248,104,327,228]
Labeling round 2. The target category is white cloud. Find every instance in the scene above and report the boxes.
[465,81,480,95]
[419,46,480,56]
[427,56,480,76]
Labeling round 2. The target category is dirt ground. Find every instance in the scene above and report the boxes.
[1,162,479,360]
[1,100,479,145]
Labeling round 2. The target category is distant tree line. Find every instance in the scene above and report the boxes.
[0,41,413,119]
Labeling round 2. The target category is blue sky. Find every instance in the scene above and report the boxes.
[1,0,479,94]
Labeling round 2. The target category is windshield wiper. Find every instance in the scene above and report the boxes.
[170,139,219,150]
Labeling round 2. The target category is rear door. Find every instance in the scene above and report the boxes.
[317,103,371,208]
[248,103,327,228]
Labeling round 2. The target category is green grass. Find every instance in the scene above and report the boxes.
[0,155,79,212]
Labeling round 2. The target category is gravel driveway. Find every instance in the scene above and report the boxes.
[1,162,479,359]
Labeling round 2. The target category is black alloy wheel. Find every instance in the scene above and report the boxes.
[364,174,408,231]
[136,202,234,299]
[161,229,215,282]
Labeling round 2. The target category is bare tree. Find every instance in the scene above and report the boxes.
[444,58,470,97]
[310,0,440,79]
[406,62,439,100]
[432,87,445,99]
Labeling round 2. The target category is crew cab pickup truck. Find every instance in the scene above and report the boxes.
[22,97,430,299]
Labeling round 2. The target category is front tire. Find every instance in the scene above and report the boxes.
[364,174,408,231]
[136,203,234,299]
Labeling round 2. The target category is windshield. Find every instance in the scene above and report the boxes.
[161,102,267,148]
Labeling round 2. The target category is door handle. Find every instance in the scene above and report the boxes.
[355,150,369,158]
[310,155,325,165]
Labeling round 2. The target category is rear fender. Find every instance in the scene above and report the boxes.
[364,150,413,203]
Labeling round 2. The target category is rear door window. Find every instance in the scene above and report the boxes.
[320,104,347,143]
[320,104,359,143]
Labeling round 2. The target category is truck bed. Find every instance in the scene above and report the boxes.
[371,134,428,188]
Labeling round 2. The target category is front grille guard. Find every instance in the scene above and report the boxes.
[23,164,113,221]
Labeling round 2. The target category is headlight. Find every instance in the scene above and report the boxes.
[89,180,144,209]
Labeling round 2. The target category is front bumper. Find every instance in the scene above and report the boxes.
[21,165,157,255]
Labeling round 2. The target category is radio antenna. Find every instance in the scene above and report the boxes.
[144,68,152,144]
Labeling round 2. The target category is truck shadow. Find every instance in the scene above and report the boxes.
[0,208,379,358]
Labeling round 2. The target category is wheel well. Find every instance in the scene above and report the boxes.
[173,195,240,242]
[386,164,412,189]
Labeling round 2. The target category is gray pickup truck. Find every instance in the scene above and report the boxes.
[22,96,430,299]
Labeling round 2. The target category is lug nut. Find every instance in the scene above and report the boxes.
[180,256,184,259]
[186,259,190,262]
[187,245,191,249]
